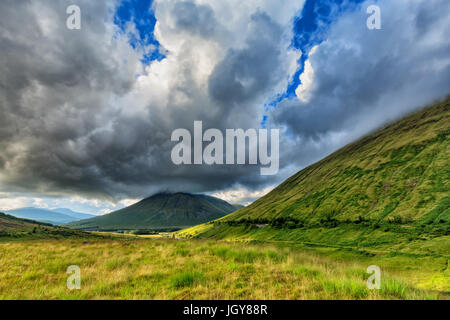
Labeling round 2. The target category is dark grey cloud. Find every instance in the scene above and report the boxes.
[0,0,298,201]
[171,1,217,38]
[209,12,283,107]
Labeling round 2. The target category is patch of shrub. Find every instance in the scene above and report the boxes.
[171,271,203,288]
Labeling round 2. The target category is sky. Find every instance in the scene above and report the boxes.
[0,0,449,214]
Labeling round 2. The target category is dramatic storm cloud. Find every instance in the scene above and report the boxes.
[272,0,450,171]
[0,0,302,202]
[0,0,448,210]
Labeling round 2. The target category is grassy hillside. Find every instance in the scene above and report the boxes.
[65,193,238,232]
[0,212,91,240]
[181,98,450,252]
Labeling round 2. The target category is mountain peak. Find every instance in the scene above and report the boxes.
[65,193,238,231]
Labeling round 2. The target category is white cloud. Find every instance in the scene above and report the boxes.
[0,194,34,211]
[211,185,274,205]
[296,45,318,102]
[118,198,140,207]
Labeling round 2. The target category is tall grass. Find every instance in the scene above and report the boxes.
[0,238,446,300]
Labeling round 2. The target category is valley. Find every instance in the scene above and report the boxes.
[0,98,448,300]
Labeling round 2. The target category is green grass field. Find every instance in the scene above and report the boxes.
[0,237,448,300]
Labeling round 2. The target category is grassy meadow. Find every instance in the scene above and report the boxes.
[0,237,448,300]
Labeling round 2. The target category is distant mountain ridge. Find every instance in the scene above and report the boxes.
[5,207,94,225]
[52,208,95,220]
[65,192,239,231]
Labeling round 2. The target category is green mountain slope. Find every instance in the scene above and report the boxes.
[0,212,89,240]
[183,98,450,254]
[0,212,50,231]
[65,193,238,231]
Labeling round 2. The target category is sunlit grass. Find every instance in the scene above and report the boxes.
[0,238,446,300]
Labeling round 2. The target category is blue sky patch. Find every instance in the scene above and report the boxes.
[262,0,365,127]
[114,0,165,64]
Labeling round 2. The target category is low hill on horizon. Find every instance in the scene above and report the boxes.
[180,97,449,255]
[52,208,95,221]
[5,207,95,225]
[65,192,239,232]
[0,212,90,239]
